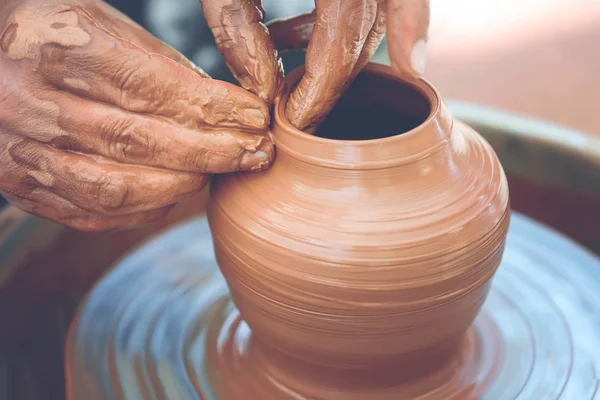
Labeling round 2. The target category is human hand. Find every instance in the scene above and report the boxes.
[271,0,431,131]
[0,0,273,231]
[200,0,429,132]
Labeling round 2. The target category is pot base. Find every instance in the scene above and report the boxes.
[66,214,600,399]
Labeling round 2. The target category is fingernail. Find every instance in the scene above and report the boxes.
[242,107,269,130]
[240,150,271,171]
[410,39,427,76]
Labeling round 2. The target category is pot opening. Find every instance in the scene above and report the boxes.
[313,71,431,141]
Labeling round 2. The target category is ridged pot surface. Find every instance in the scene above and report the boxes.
[207,63,510,371]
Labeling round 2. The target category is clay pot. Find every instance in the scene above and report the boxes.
[207,63,510,372]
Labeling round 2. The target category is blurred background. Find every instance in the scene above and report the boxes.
[1,0,599,399]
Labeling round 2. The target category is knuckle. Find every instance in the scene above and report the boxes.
[188,147,211,172]
[115,60,137,89]
[94,176,131,212]
[112,56,147,107]
[102,118,156,164]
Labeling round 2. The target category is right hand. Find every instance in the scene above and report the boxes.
[0,0,275,231]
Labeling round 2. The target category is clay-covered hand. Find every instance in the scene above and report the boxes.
[0,0,273,231]
[205,0,429,132]
[271,0,430,131]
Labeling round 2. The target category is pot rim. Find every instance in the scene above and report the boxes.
[272,62,453,169]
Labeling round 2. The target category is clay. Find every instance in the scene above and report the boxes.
[199,0,284,105]
[0,0,272,231]
[65,212,600,399]
[279,0,386,131]
[199,0,430,131]
[267,0,431,131]
[208,63,510,373]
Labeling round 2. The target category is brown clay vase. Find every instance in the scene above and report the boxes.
[207,63,510,375]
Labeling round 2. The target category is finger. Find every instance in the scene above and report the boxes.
[4,138,209,216]
[2,88,273,173]
[267,5,384,72]
[0,5,268,131]
[354,1,387,75]
[386,0,430,78]
[2,191,173,232]
[267,10,316,52]
[199,0,284,105]
[80,1,210,77]
[286,0,379,131]
[61,98,274,173]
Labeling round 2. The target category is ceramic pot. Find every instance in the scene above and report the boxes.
[207,63,510,372]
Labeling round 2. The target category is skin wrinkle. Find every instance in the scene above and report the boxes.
[3,88,65,142]
[0,0,274,231]
[2,189,173,232]
[353,1,387,75]
[41,39,269,130]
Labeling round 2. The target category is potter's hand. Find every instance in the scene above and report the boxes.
[270,0,430,131]
[0,0,273,231]
[269,0,430,131]
[198,0,284,106]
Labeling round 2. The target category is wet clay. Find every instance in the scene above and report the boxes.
[209,0,431,132]
[208,63,510,373]
[0,1,272,231]
[265,0,431,131]
[198,0,284,105]
[62,63,600,395]
[66,213,600,399]
[0,0,431,231]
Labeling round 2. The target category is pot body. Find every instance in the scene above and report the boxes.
[207,63,510,371]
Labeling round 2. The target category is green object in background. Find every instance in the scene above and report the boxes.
[372,38,391,65]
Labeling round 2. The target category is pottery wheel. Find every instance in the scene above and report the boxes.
[66,213,600,399]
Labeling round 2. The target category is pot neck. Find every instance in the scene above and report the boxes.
[271,63,453,173]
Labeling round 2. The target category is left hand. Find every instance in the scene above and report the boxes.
[0,0,274,231]
[200,0,430,132]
